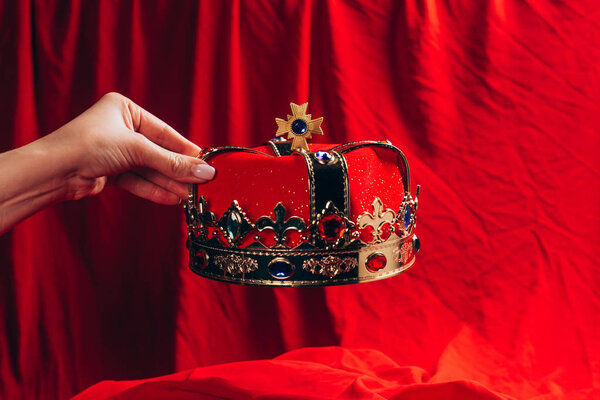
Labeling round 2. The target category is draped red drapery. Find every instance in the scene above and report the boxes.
[0,1,598,399]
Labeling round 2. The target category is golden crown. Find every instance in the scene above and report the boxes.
[184,103,420,286]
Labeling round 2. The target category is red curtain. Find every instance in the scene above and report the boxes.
[1,1,598,399]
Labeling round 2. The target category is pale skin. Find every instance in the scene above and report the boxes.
[0,92,216,235]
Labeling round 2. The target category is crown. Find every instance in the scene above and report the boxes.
[184,102,421,286]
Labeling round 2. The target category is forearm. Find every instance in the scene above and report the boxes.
[0,134,77,235]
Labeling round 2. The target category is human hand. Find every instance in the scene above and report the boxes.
[44,92,215,204]
[0,92,215,234]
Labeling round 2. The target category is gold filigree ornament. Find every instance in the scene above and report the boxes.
[215,254,259,276]
[302,256,358,279]
[275,102,324,152]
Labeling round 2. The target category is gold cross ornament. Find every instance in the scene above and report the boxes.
[275,102,324,152]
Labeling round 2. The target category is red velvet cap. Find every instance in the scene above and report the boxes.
[184,106,420,286]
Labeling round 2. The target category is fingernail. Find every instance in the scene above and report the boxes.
[192,164,215,180]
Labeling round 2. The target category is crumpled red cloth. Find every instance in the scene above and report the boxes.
[73,347,512,400]
[0,1,599,399]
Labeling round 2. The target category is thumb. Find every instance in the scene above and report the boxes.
[135,135,215,182]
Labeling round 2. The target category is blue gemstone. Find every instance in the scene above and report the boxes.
[404,207,412,228]
[268,259,294,279]
[315,151,333,162]
[291,119,307,135]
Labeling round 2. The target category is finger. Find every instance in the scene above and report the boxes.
[113,172,181,205]
[134,135,216,183]
[133,167,189,198]
[124,97,201,157]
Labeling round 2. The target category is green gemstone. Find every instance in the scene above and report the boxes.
[227,212,242,241]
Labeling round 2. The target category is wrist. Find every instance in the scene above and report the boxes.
[0,135,76,234]
[43,127,103,202]
[21,133,78,203]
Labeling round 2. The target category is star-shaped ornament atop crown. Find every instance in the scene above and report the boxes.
[275,102,324,152]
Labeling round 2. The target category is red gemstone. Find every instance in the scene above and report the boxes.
[195,250,209,269]
[360,225,375,243]
[380,223,392,241]
[366,253,387,272]
[318,214,346,243]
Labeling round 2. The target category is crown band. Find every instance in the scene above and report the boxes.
[189,235,417,286]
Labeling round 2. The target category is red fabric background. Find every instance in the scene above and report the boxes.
[1,1,599,399]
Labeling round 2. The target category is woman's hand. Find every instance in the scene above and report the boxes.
[0,92,215,234]
[49,92,215,203]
